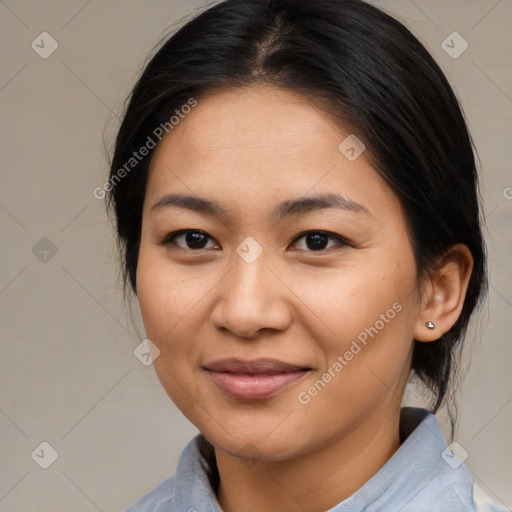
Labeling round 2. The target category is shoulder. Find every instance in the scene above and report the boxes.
[404,449,510,512]
[367,409,510,512]
[123,433,220,512]
[471,481,511,512]
[124,474,176,512]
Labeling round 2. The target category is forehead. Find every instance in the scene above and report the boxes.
[144,85,398,219]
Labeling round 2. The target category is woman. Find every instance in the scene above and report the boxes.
[106,0,508,510]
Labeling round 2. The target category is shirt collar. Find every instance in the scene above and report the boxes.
[170,407,469,512]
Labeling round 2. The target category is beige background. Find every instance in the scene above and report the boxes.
[0,0,510,510]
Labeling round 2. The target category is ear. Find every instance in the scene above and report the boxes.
[413,244,473,342]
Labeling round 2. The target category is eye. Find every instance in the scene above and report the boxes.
[159,229,351,252]
[290,230,351,252]
[160,229,219,250]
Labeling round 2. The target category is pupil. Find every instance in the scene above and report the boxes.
[187,232,207,249]
[307,232,328,250]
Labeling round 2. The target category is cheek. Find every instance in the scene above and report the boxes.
[135,244,218,362]
[136,245,188,348]
[136,247,206,407]
[294,257,417,399]
[296,297,415,440]
[290,257,415,348]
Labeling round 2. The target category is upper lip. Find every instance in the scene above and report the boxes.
[203,358,311,375]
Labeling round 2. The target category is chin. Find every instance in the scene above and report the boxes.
[198,419,307,463]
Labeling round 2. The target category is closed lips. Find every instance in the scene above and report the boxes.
[202,358,312,374]
[203,359,312,400]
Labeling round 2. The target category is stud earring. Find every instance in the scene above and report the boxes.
[426,321,435,329]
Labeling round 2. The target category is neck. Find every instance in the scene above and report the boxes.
[214,404,402,512]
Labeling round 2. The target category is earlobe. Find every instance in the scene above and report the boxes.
[413,244,473,342]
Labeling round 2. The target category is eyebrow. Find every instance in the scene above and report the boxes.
[150,192,371,219]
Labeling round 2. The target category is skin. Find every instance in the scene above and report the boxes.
[136,84,473,512]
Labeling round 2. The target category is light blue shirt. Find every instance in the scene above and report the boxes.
[125,407,510,511]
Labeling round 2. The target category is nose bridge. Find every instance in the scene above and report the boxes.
[211,237,290,337]
[233,239,271,298]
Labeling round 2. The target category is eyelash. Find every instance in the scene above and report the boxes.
[159,229,352,253]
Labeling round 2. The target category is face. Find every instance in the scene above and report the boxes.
[136,84,422,462]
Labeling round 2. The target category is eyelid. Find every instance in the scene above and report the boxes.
[159,229,219,248]
[160,229,353,252]
[291,230,353,249]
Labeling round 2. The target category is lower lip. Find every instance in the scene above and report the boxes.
[206,370,310,400]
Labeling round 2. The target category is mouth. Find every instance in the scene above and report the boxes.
[202,358,313,400]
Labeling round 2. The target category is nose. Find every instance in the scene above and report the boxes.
[210,247,292,339]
